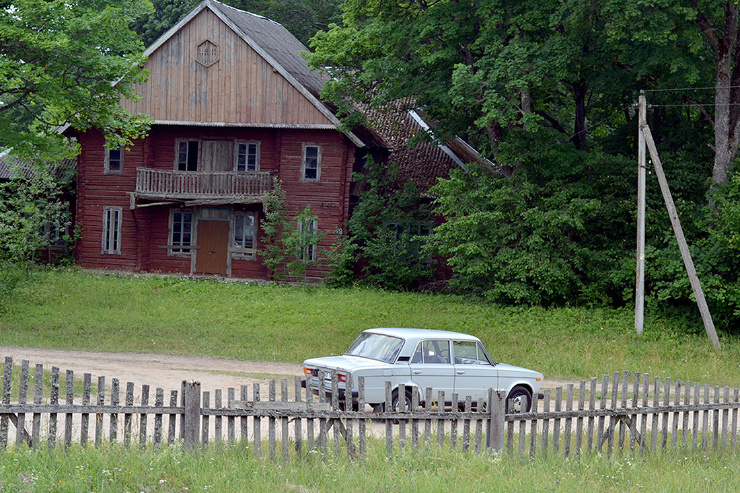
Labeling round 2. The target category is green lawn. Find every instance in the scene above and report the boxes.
[1,268,739,389]
[2,268,740,491]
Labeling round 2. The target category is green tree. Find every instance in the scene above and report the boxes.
[0,162,74,271]
[0,0,153,160]
[133,0,198,46]
[348,158,436,290]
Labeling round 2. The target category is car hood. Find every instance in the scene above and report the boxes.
[302,355,393,372]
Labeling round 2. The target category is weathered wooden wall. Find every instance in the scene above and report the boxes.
[122,8,332,127]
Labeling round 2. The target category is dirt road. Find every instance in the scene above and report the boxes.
[0,346,304,393]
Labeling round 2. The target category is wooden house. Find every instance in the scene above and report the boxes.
[70,0,484,280]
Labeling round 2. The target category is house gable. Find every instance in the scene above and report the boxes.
[121,2,337,129]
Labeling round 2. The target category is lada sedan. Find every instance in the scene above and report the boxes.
[302,328,543,413]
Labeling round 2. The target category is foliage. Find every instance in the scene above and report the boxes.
[258,179,326,282]
[0,162,75,271]
[324,232,359,287]
[348,157,436,290]
[0,0,154,160]
[258,177,290,281]
[284,205,326,282]
[134,0,342,47]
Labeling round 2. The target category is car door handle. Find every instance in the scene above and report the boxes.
[412,370,422,375]
[456,371,465,375]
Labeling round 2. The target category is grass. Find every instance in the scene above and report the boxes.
[2,268,740,491]
[1,268,739,389]
[0,440,738,492]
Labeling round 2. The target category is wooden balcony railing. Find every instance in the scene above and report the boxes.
[135,168,272,201]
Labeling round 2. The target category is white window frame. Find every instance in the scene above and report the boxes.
[235,141,260,172]
[175,139,199,171]
[102,206,122,255]
[301,144,321,181]
[231,212,257,259]
[104,141,124,175]
[169,210,193,256]
[297,217,318,262]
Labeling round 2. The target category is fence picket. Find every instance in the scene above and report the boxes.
[553,386,562,455]
[661,378,670,450]
[253,383,261,457]
[155,388,164,449]
[640,374,650,455]
[16,361,28,447]
[672,380,681,448]
[564,384,573,458]
[575,381,584,457]
[81,373,91,447]
[619,371,628,450]
[541,389,550,457]
[96,377,105,447]
[1,357,11,449]
[49,367,59,449]
[32,364,42,448]
[124,382,134,447]
[630,372,640,454]
[64,370,73,449]
[140,384,149,449]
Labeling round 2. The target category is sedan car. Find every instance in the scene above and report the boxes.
[302,328,543,413]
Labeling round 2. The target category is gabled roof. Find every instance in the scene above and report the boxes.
[142,0,363,147]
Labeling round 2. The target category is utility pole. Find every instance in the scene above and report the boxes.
[635,92,647,335]
[636,92,721,349]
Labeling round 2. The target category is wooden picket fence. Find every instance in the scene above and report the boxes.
[1,357,739,460]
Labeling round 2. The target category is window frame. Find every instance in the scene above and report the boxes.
[231,212,257,259]
[301,144,321,182]
[104,141,124,175]
[297,217,318,262]
[169,209,194,256]
[234,141,260,172]
[102,206,122,255]
[175,139,199,171]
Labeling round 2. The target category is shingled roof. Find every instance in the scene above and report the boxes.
[357,101,494,192]
[0,152,76,182]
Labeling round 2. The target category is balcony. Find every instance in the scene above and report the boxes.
[135,168,272,205]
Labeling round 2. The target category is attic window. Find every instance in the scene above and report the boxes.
[196,40,219,67]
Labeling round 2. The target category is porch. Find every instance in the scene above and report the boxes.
[135,168,272,203]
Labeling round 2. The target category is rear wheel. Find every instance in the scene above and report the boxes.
[506,386,532,413]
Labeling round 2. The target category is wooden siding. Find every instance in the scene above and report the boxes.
[74,125,355,279]
[122,9,333,127]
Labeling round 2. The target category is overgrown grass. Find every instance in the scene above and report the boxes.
[0,440,738,492]
[1,268,739,389]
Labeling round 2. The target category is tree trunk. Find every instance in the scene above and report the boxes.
[572,81,589,151]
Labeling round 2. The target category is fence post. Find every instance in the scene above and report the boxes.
[486,388,505,452]
[183,380,201,449]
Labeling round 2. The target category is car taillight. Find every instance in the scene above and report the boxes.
[337,373,347,383]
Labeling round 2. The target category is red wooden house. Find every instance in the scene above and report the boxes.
[70,0,485,280]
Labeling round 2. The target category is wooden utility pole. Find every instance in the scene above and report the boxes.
[636,93,721,349]
[635,92,647,334]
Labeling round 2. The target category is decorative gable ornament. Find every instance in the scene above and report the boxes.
[196,39,219,67]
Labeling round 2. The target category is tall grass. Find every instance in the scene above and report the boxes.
[0,441,738,492]
[1,268,739,388]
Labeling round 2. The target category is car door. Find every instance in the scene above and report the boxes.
[452,340,497,403]
[408,339,455,403]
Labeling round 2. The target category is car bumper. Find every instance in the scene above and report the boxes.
[301,378,359,402]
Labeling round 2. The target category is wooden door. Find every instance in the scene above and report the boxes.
[195,220,229,275]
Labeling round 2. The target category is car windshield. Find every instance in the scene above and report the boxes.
[345,333,404,363]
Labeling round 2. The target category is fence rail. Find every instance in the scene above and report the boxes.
[1,357,739,460]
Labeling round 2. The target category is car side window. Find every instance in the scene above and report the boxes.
[411,340,450,364]
[453,340,491,365]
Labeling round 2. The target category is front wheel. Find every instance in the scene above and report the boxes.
[506,386,532,413]
[381,388,414,424]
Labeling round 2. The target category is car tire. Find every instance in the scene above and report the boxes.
[380,388,414,424]
[506,386,532,413]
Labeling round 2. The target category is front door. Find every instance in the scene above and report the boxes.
[195,220,229,275]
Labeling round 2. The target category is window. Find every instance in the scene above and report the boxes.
[387,221,432,264]
[232,213,256,258]
[301,144,321,181]
[235,142,259,172]
[105,142,124,174]
[102,207,122,254]
[176,140,199,171]
[170,210,193,255]
[44,217,68,249]
[452,341,491,365]
[297,217,318,262]
[410,340,451,364]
